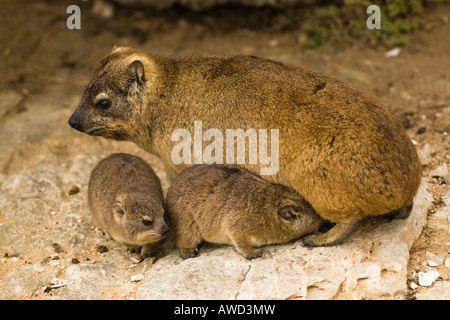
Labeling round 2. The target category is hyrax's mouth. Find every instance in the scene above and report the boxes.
[135,231,167,245]
[86,127,105,135]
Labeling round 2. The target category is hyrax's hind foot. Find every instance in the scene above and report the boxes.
[303,219,360,247]
[385,202,414,220]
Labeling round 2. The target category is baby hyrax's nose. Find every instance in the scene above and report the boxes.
[161,224,169,235]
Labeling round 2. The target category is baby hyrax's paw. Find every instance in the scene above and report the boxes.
[243,249,263,260]
[179,248,199,259]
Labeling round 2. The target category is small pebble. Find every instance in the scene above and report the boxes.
[418,271,440,287]
[50,254,59,260]
[416,126,426,134]
[97,245,108,253]
[426,251,445,266]
[68,186,80,196]
[444,258,450,268]
[52,243,64,253]
[44,278,68,293]
[48,260,60,267]
[385,47,401,58]
[409,282,419,290]
[130,257,141,264]
[131,274,144,282]
[427,260,439,267]
[4,247,18,257]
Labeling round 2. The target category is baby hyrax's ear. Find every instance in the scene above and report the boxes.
[279,206,300,221]
[112,194,127,217]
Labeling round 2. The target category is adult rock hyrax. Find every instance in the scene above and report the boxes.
[88,153,169,258]
[70,46,422,246]
[166,165,323,259]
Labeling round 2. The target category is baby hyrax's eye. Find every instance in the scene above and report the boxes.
[113,202,125,216]
[95,99,111,111]
[142,219,153,227]
[279,206,299,221]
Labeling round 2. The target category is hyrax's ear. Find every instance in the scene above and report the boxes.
[111,45,119,53]
[113,201,125,216]
[111,46,129,54]
[126,60,145,87]
[279,206,299,221]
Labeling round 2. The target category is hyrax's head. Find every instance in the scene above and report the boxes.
[111,192,169,245]
[68,46,156,140]
[269,187,323,241]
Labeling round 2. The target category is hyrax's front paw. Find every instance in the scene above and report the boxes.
[125,244,142,254]
[138,243,161,262]
[302,234,320,247]
[179,248,199,259]
[231,237,263,260]
[245,250,263,260]
[240,248,263,260]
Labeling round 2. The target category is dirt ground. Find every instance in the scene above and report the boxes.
[1,0,449,299]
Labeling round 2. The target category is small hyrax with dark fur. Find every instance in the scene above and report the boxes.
[70,47,422,246]
[166,165,323,260]
[88,153,169,258]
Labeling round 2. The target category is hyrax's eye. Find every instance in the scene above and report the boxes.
[279,206,298,221]
[142,219,153,227]
[95,99,111,111]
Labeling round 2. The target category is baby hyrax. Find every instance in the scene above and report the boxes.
[88,153,169,258]
[166,165,323,260]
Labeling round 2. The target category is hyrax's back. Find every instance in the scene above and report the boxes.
[167,55,422,222]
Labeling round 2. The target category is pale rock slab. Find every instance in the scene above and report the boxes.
[415,281,450,300]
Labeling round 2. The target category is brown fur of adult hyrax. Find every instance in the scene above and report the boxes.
[88,153,169,257]
[166,165,324,260]
[71,46,422,246]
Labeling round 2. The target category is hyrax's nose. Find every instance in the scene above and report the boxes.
[161,224,169,235]
[68,117,78,129]
[68,112,81,130]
